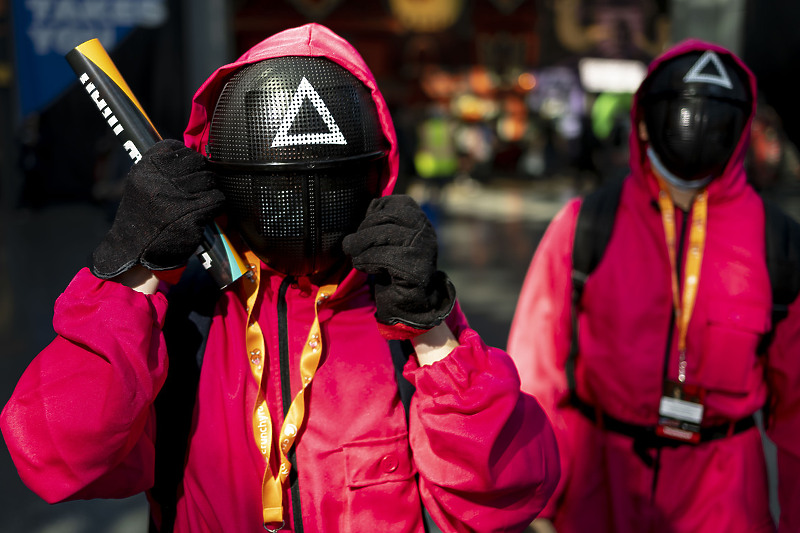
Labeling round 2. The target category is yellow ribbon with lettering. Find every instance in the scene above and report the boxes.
[239,250,337,527]
[655,177,707,383]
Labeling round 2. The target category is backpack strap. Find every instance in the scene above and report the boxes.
[758,197,800,354]
[567,178,625,391]
[150,256,220,533]
[389,338,437,533]
[389,339,416,422]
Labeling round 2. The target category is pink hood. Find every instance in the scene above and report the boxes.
[183,23,399,198]
[628,39,758,204]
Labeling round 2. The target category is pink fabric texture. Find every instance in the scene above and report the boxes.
[508,39,800,533]
[2,23,559,532]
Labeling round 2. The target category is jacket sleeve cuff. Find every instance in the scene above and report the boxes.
[403,324,510,402]
[54,268,169,336]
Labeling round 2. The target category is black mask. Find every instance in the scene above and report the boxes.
[206,56,388,276]
[641,49,751,182]
[213,157,384,277]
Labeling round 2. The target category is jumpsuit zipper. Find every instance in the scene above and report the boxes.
[278,276,304,532]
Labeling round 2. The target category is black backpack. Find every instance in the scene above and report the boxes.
[567,178,800,390]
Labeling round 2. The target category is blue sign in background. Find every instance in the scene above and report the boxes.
[11,0,167,119]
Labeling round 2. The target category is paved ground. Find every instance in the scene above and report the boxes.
[0,174,795,532]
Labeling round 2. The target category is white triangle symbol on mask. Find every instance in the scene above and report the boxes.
[272,77,347,147]
[682,50,733,89]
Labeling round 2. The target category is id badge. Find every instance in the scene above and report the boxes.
[656,381,705,444]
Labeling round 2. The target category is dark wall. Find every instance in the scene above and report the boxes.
[743,0,800,150]
[15,0,188,209]
[231,0,538,107]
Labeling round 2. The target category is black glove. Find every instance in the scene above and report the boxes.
[91,139,225,279]
[342,194,456,340]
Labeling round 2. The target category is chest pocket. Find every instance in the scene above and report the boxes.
[341,433,420,533]
[698,303,768,394]
[343,433,415,488]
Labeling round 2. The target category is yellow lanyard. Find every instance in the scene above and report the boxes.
[655,177,708,383]
[239,250,337,527]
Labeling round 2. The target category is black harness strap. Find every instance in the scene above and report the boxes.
[567,178,624,391]
[150,256,218,533]
[759,197,800,353]
[388,338,434,533]
[390,339,416,422]
[569,391,756,466]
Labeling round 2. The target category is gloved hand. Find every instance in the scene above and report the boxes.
[91,139,225,279]
[342,194,456,340]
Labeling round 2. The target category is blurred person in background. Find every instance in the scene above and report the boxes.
[509,39,800,533]
[746,98,800,192]
[1,23,560,533]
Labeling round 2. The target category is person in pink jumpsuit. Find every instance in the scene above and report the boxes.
[508,39,800,533]
[1,24,560,532]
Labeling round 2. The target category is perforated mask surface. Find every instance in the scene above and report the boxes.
[207,55,389,277]
[207,56,386,165]
[640,51,751,181]
[218,158,383,277]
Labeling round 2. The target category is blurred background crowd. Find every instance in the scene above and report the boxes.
[1,1,799,532]
[2,0,800,217]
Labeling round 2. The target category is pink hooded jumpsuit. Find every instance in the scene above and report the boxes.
[508,39,800,533]
[2,24,560,533]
